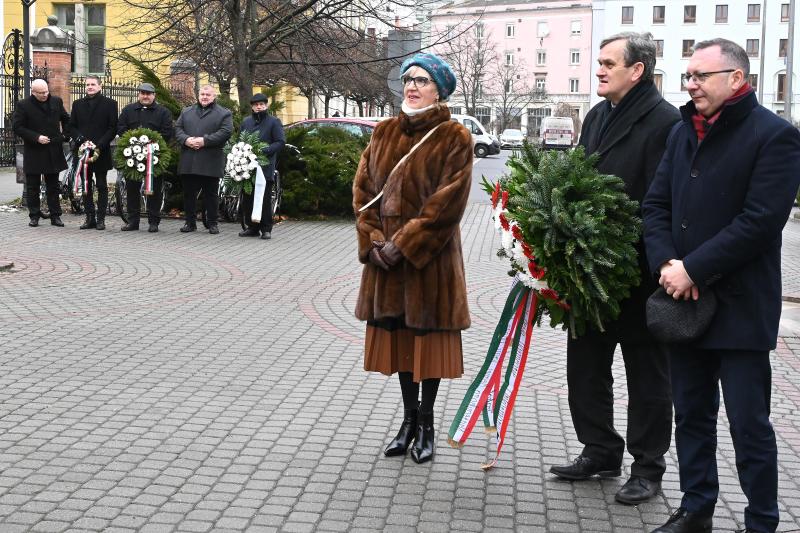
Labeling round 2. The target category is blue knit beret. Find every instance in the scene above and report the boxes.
[400,53,457,100]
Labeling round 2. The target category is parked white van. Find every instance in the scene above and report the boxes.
[539,116,575,150]
[450,114,501,158]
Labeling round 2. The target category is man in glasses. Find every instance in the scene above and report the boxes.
[643,39,800,533]
[549,32,679,506]
[117,83,174,232]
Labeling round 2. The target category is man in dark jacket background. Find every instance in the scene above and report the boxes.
[117,82,174,233]
[644,39,800,533]
[238,93,285,240]
[175,84,233,235]
[549,32,680,506]
[13,78,71,227]
[69,75,118,230]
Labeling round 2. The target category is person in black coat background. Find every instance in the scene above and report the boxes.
[548,32,680,506]
[117,82,174,233]
[238,93,285,240]
[644,39,800,533]
[13,79,71,227]
[69,75,118,230]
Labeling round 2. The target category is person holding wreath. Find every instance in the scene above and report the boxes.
[117,82,174,233]
[238,93,285,240]
[352,53,473,464]
[69,75,118,230]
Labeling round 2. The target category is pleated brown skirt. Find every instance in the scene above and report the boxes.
[363,318,464,382]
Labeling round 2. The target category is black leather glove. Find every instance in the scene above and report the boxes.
[369,240,389,270]
[379,241,403,267]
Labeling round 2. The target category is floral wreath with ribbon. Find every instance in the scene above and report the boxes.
[113,127,172,196]
[73,140,100,197]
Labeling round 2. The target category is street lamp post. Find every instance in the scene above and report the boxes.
[22,0,37,97]
[786,0,795,122]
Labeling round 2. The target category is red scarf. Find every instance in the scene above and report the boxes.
[692,83,753,142]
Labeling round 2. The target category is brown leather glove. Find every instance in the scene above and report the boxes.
[379,241,403,267]
[369,240,390,270]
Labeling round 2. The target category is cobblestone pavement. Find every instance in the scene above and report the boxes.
[0,205,799,533]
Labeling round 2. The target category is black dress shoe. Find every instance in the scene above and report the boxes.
[95,218,105,230]
[261,231,271,240]
[384,409,418,457]
[410,411,435,464]
[28,217,39,227]
[550,455,621,480]
[208,224,219,234]
[50,215,64,227]
[180,222,197,233]
[121,222,139,231]
[79,215,96,229]
[615,476,660,505]
[238,228,259,237]
[148,223,159,233]
[651,507,712,533]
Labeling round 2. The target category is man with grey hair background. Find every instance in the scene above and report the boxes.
[644,38,800,533]
[549,32,679,505]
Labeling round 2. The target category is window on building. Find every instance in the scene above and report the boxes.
[781,3,790,21]
[748,74,759,91]
[505,79,513,93]
[570,49,580,64]
[537,21,548,37]
[476,23,484,38]
[746,39,759,57]
[682,39,695,57]
[653,5,665,23]
[569,79,579,93]
[535,76,546,90]
[537,50,547,65]
[571,20,581,35]
[716,5,728,23]
[780,39,788,57]
[654,73,663,94]
[506,52,514,66]
[684,5,696,23]
[506,24,515,38]
[476,106,491,128]
[777,73,786,101]
[477,82,484,99]
[747,3,761,22]
[655,40,664,58]
[527,107,551,137]
[622,6,634,24]
[54,3,106,74]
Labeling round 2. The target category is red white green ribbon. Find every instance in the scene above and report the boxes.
[143,144,154,196]
[73,149,91,196]
[448,275,538,469]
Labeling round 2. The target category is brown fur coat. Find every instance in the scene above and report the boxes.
[353,104,473,331]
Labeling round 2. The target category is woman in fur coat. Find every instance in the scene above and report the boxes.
[352,53,473,464]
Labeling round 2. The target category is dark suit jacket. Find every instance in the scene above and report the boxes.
[69,93,118,172]
[13,95,71,174]
[240,112,285,181]
[642,91,800,350]
[117,101,174,142]
[175,102,233,178]
[578,81,680,342]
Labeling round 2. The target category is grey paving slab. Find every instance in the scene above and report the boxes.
[0,198,799,533]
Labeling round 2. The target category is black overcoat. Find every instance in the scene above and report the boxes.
[642,91,800,351]
[117,101,174,141]
[240,112,285,181]
[578,81,680,342]
[175,102,233,178]
[13,95,71,174]
[69,93,118,172]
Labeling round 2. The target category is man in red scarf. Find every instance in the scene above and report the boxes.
[643,39,800,533]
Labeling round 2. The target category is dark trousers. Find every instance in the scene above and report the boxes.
[25,173,61,218]
[83,169,108,218]
[182,174,219,224]
[670,347,778,532]
[126,176,163,225]
[566,333,672,480]
[241,182,274,232]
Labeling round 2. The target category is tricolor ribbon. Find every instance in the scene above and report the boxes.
[448,275,538,470]
[143,143,154,196]
[73,149,92,196]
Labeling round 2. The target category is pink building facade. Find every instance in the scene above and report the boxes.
[430,0,592,136]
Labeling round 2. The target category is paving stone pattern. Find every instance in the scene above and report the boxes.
[0,206,799,533]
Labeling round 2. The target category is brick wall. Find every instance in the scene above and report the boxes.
[33,51,71,106]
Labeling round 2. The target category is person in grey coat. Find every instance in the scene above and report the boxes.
[175,84,233,234]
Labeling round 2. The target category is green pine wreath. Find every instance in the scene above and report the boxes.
[113,127,172,181]
[483,143,642,337]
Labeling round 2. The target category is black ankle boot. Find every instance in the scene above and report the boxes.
[410,411,434,464]
[384,409,418,457]
[79,214,96,229]
[95,217,105,230]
